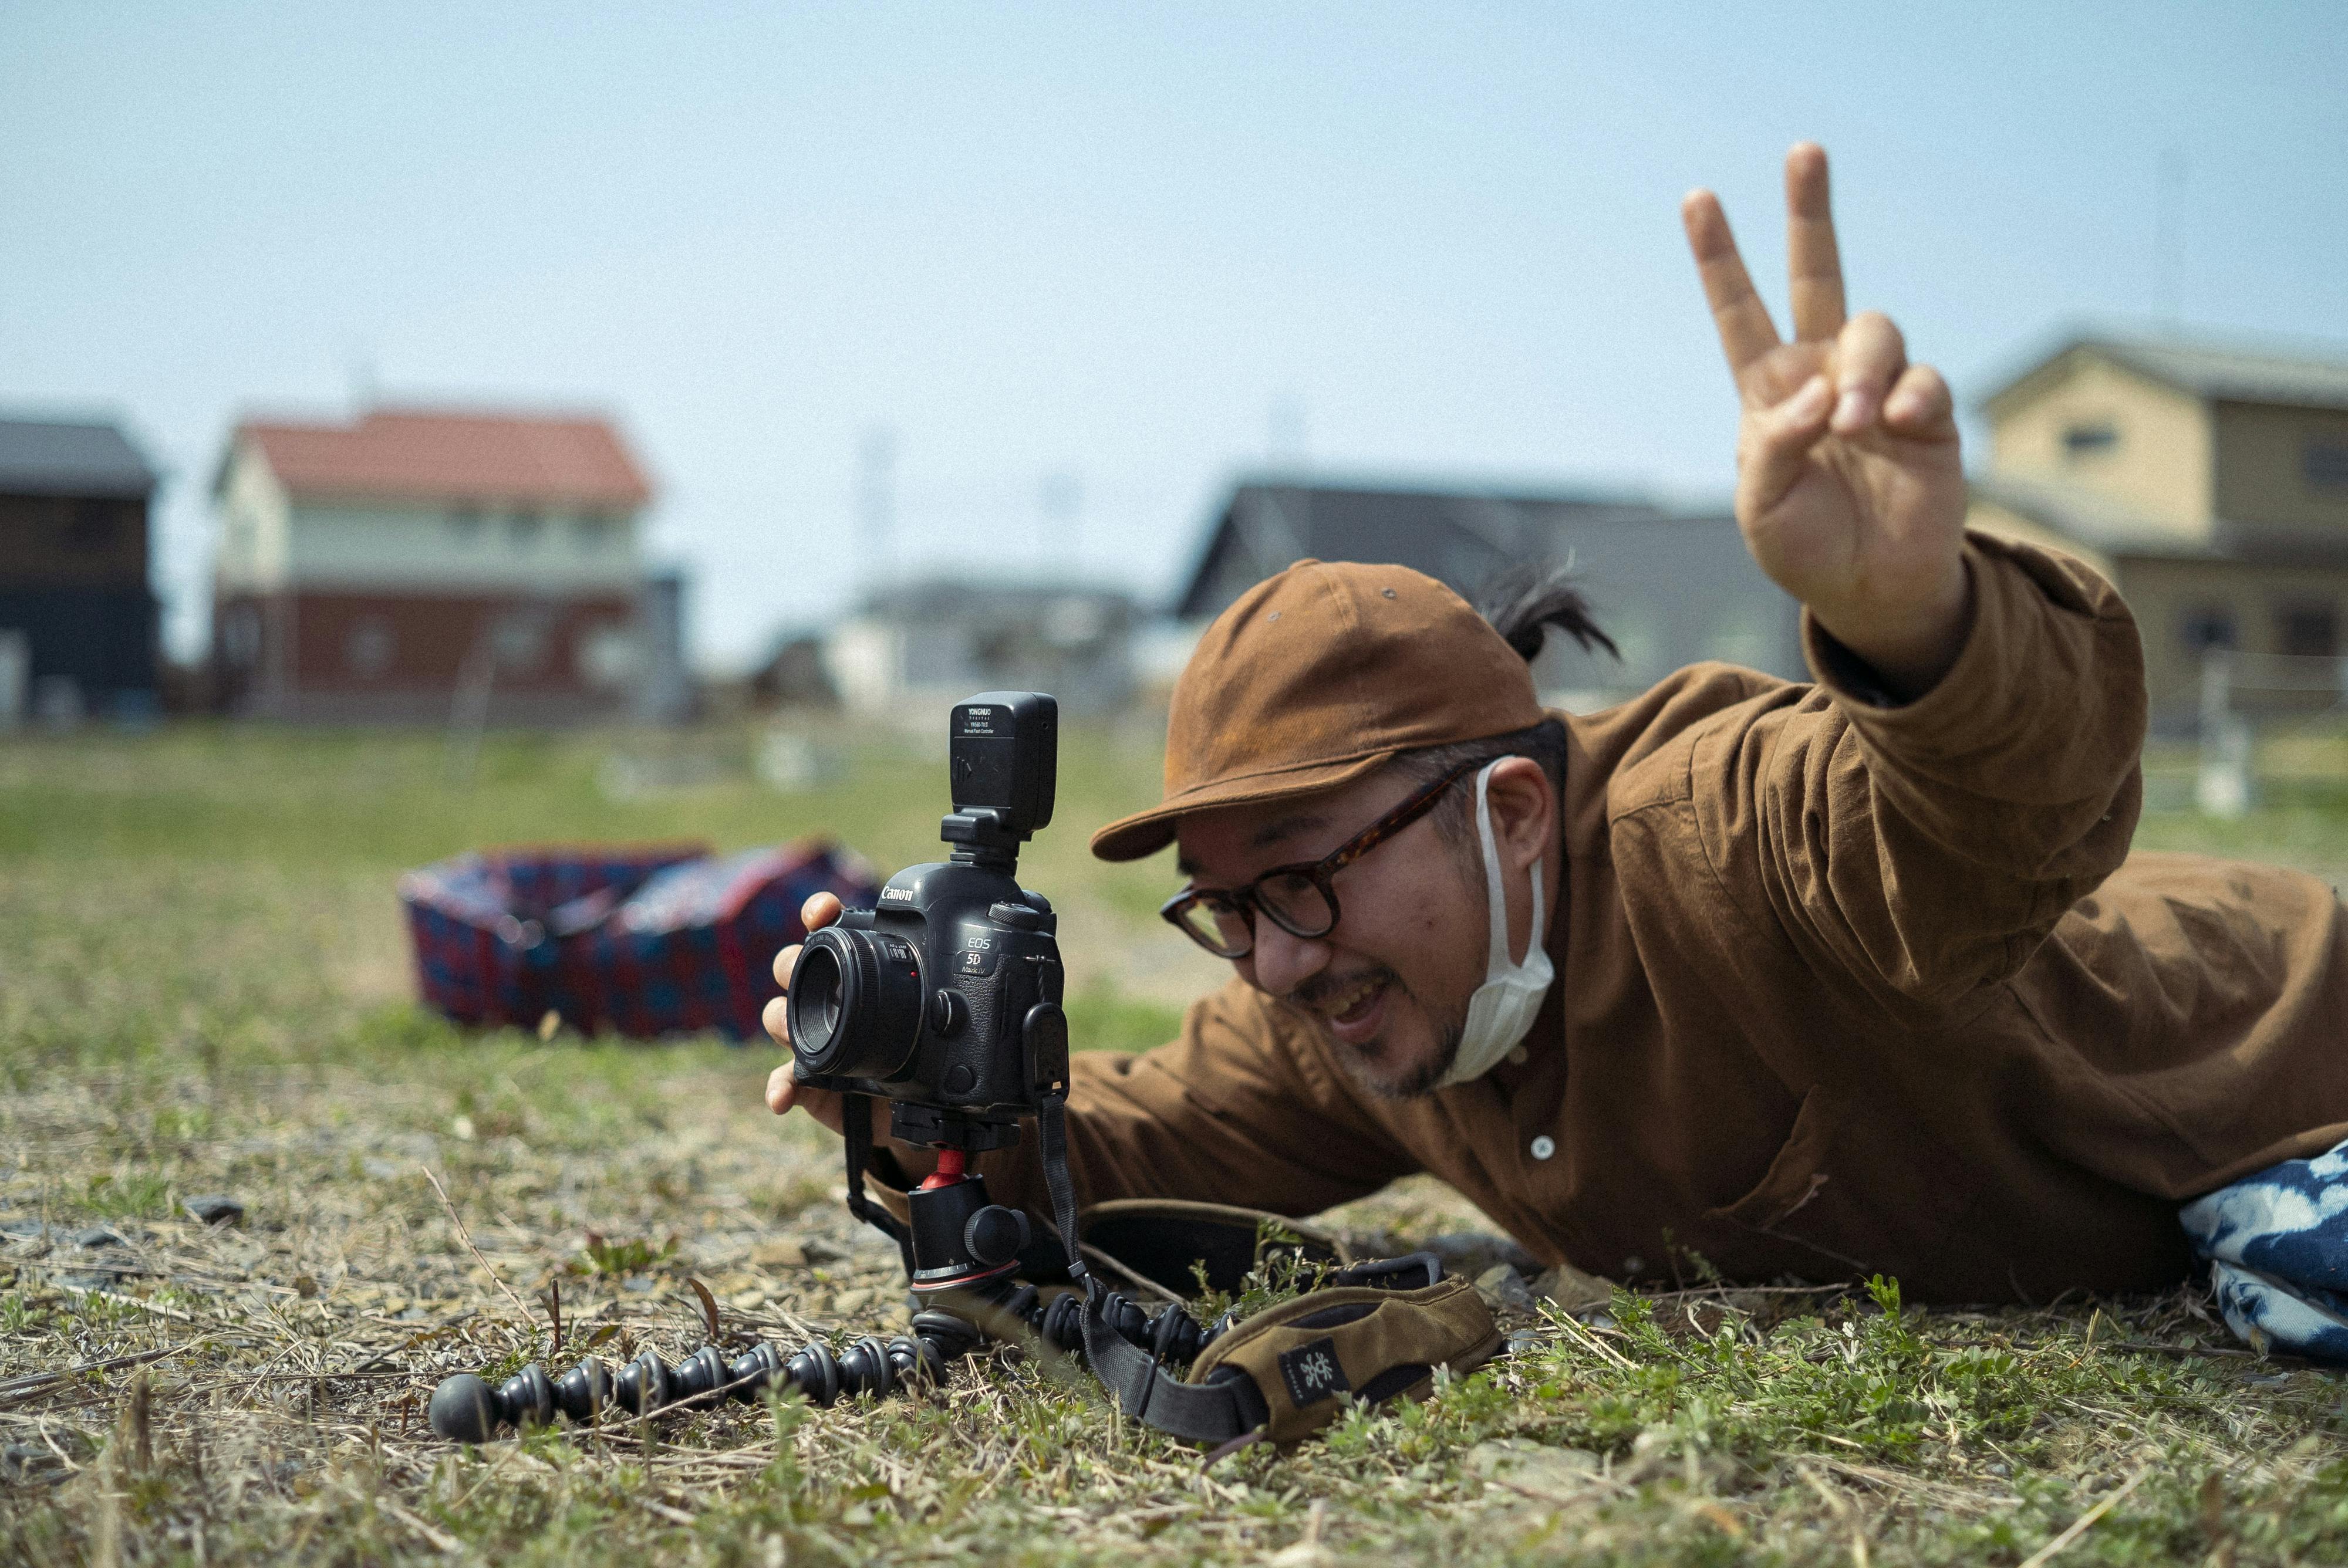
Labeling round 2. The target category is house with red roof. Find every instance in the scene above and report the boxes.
[209,407,662,721]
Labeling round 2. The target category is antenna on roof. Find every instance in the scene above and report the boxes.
[1267,394,1308,469]
[350,346,379,413]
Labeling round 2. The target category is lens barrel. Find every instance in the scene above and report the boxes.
[788,925,925,1082]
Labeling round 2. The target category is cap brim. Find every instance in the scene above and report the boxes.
[1088,749,1399,863]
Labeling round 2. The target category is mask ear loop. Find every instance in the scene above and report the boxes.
[1473,760,1544,974]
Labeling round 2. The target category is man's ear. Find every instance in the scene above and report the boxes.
[1481,756,1554,870]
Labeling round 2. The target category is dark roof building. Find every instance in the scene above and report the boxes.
[0,418,159,499]
[0,416,163,722]
[1176,479,1664,620]
[1175,478,1804,703]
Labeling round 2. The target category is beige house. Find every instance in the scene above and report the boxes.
[1967,334,2348,729]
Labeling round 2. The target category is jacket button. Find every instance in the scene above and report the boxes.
[1506,1045,1529,1067]
[1529,1135,1556,1161]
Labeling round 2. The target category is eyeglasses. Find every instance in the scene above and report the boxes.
[1160,758,1483,959]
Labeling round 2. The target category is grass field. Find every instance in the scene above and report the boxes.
[6,718,2348,1566]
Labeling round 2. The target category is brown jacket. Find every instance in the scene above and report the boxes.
[970,533,2348,1302]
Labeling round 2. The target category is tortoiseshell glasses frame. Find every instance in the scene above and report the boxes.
[1159,757,1484,959]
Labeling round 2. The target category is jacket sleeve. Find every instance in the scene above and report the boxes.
[1689,530,2146,1021]
[970,977,1423,1222]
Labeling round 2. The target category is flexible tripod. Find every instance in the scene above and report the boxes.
[428,1104,1212,1443]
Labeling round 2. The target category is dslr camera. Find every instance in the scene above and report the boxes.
[788,692,1070,1153]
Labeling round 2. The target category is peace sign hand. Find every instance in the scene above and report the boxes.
[1684,144,1972,699]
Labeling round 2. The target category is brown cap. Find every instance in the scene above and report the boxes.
[1091,559,1547,861]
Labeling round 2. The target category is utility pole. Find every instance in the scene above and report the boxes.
[1039,471,1082,577]
[858,427,897,596]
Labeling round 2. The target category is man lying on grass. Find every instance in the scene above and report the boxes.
[765,144,2348,1347]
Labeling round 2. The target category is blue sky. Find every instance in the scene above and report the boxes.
[4,3,2343,669]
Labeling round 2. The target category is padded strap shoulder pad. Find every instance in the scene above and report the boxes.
[1183,1277,1502,1445]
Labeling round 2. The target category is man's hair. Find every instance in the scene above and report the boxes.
[1394,560,1617,849]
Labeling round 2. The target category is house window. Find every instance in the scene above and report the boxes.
[574,512,619,552]
[2181,606,2238,654]
[346,617,396,678]
[2062,423,2119,457]
[507,508,544,546]
[449,506,484,540]
[2306,442,2348,491]
[221,606,261,667]
[66,500,118,552]
[491,614,548,674]
[577,624,640,689]
[2279,604,2340,660]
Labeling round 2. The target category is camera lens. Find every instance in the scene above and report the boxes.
[787,926,925,1082]
[791,944,847,1061]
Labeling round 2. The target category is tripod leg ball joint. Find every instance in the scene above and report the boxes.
[423,1279,1207,1444]
[424,1158,1211,1444]
[427,1322,967,1443]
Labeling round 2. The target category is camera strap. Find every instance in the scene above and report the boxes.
[1043,1088,1270,1442]
[840,1092,915,1276]
[842,1089,1500,1447]
[1035,1089,1087,1290]
[1030,1086,1253,1438]
[1036,1092,1498,1447]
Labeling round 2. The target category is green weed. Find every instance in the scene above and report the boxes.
[573,1232,679,1278]
[81,1171,171,1220]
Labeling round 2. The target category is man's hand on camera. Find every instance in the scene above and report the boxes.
[761,892,937,1181]
[1682,143,1972,701]
[761,891,843,1127]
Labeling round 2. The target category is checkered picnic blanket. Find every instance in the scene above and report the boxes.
[399,840,878,1040]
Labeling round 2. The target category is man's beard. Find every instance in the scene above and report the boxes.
[1287,963,1468,1101]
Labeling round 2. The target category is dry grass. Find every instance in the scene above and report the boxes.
[7,721,2348,1565]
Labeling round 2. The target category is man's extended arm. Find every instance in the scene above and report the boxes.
[967,978,1423,1226]
[1672,146,2143,1016]
[765,903,1416,1218]
[1693,530,2144,1019]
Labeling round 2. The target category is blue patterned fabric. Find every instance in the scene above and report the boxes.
[2179,1139,2348,1362]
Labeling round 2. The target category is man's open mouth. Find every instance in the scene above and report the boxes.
[1321,974,1386,1026]
[1296,970,1396,1048]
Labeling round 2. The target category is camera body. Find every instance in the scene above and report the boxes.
[788,692,1069,1149]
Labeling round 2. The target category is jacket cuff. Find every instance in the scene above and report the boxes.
[1799,530,2138,770]
[1800,550,1985,716]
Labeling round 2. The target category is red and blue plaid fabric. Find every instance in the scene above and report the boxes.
[399,840,879,1040]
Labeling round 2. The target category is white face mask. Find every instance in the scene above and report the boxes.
[1434,759,1555,1089]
